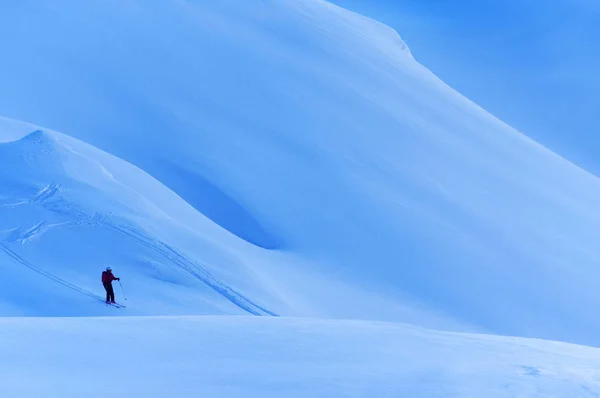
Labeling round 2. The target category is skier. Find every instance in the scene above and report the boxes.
[101,266,120,304]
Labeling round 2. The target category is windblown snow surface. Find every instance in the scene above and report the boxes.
[1,0,600,396]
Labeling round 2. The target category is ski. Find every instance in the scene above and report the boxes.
[102,300,126,308]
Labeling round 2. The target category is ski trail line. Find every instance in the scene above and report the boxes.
[0,242,106,303]
[106,223,278,316]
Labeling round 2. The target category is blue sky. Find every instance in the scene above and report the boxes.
[330,0,600,174]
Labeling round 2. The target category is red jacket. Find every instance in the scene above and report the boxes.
[102,271,117,284]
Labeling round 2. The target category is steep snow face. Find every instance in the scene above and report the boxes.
[0,0,415,251]
[2,316,600,398]
[1,1,600,344]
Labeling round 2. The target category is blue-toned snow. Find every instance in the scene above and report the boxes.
[1,0,599,396]
[3,316,600,398]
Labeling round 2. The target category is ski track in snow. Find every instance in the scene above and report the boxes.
[0,242,106,304]
[106,222,277,316]
[31,183,61,203]
[0,183,61,209]
[0,182,276,316]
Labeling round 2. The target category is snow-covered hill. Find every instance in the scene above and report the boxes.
[2,0,600,344]
[1,0,600,395]
[0,118,284,316]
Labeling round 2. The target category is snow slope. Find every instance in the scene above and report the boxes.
[1,116,432,324]
[2,316,600,398]
[2,0,600,396]
[1,0,600,344]
[0,118,286,316]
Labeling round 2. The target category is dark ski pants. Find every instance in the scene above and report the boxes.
[103,282,115,302]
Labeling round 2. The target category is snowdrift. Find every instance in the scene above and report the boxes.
[2,316,600,398]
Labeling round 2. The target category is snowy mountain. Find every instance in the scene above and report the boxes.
[1,0,600,396]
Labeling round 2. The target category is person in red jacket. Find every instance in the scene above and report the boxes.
[101,267,120,304]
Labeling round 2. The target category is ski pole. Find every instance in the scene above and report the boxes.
[118,280,128,300]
